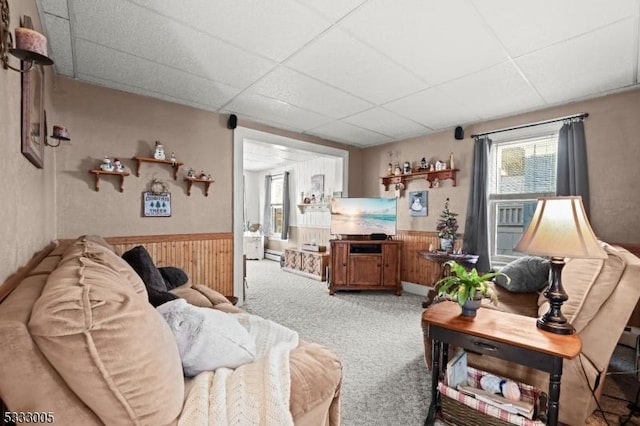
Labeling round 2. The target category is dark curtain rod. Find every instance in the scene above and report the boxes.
[470,112,589,139]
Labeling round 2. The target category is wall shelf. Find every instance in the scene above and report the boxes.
[380,169,459,190]
[184,177,214,196]
[133,156,183,180]
[89,169,129,192]
[297,203,330,214]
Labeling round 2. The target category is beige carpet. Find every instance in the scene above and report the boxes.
[244,258,640,425]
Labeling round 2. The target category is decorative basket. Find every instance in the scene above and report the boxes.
[438,367,547,426]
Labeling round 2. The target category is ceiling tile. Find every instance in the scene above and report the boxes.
[43,13,74,77]
[69,0,277,89]
[286,28,429,104]
[473,0,639,57]
[307,121,391,146]
[126,0,331,62]
[75,39,241,109]
[39,0,69,18]
[247,66,373,119]
[516,19,637,104]
[339,0,508,85]
[343,107,431,139]
[438,61,546,120]
[384,87,481,130]
[294,0,368,22]
[225,92,334,132]
[78,74,220,112]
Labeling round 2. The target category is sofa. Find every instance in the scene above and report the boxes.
[423,242,640,425]
[0,235,342,425]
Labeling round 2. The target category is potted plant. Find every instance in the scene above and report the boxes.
[436,198,458,252]
[435,261,508,317]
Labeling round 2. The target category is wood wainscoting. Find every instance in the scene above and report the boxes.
[394,231,463,287]
[106,233,234,296]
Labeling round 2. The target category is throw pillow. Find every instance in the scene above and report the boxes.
[157,299,257,376]
[122,245,177,307]
[159,266,189,290]
[493,256,550,293]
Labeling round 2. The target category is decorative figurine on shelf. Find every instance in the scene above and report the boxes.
[170,152,177,165]
[435,160,446,171]
[403,161,411,174]
[429,163,435,171]
[199,170,207,179]
[207,173,212,180]
[187,168,196,178]
[113,158,125,172]
[153,141,166,160]
[99,157,114,172]
[393,163,402,176]
[311,194,317,203]
[387,163,393,176]
[449,152,455,170]
[420,157,428,170]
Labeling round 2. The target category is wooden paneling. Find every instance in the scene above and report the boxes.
[394,231,463,287]
[107,233,234,296]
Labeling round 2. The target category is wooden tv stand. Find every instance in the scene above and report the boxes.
[329,239,402,295]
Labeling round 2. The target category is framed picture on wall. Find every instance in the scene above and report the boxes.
[142,192,172,217]
[409,191,427,217]
[310,174,324,197]
[21,61,45,168]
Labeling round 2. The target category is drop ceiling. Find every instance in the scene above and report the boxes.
[38,0,640,151]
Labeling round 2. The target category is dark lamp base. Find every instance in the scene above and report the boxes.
[536,317,574,335]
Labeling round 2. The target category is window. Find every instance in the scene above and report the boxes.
[488,133,558,265]
[270,176,284,237]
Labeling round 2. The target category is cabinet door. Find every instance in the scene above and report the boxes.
[331,243,349,285]
[348,255,381,286]
[381,244,400,287]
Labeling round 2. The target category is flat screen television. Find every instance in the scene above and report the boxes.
[330,197,397,237]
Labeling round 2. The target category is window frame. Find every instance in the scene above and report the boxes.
[488,131,559,266]
[269,175,285,239]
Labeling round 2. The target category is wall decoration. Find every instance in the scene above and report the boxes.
[310,174,324,197]
[143,191,171,217]
[409,191,427,217]
[21,61,45,168]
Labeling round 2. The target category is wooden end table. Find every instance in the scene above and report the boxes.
[418,251,479,308]
[423,302,581,426]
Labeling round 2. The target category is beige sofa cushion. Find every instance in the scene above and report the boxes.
[28,239,184,426]
[537,243,625,332]
[63,236,148,297]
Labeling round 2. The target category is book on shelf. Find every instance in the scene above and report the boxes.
[457,386,535,419]
[445,349,468,389]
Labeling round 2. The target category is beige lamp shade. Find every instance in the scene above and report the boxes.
[514,196,606,259]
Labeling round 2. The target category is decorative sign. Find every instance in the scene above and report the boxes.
[143,192,171,217]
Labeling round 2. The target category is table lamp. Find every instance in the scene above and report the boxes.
[514,196,606,335]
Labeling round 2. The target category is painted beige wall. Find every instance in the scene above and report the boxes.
[52,77,233,238]
[0,2,56,283]
[362,88,640,244]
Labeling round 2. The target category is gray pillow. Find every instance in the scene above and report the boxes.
[494,256,550,293]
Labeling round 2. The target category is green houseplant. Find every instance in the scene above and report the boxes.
[435,261,508,316]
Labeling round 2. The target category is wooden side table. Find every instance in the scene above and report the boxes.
[423,302,581,426]
[418,251,479,308]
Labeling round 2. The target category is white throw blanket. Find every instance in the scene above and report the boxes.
[178,313,299,426]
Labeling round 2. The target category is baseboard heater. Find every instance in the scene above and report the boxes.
[264,249,282,262]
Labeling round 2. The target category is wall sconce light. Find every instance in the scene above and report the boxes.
[514,196,606,334]
[1,2,54,72]
[47,125,70,147]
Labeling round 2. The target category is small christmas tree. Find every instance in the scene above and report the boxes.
[436,198,459,240]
